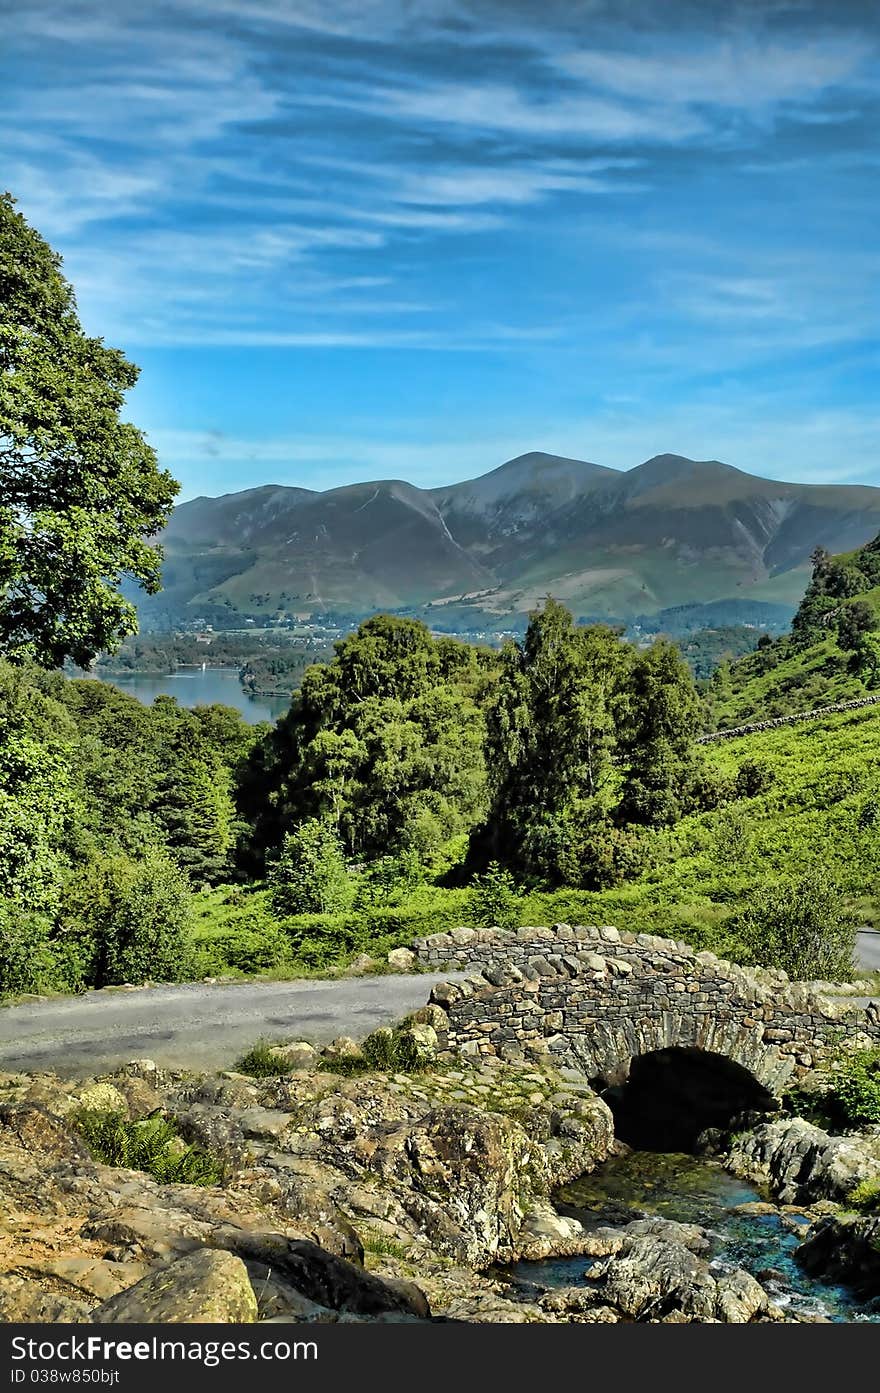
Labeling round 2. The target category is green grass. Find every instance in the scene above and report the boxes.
[360,1232,410,1260]
[235,1039,294,1077]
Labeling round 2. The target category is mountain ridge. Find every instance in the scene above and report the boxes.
[145,452,880,629]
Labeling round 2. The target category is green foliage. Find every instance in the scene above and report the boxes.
[0,900,56,996]
[236,1040,293,1077]
[269,819,354,916]
[616,639,704,826]
[74,1107,223,1185]
[727,870,857,980]
[848,1177,880,1212]
[0,192,178,667]
[469,861,521,930]
[240,615,489,867]
[62,850,193,987]
[716,533,880,726]
[829,1049,880,1128]
[353,848,425,910]
[480,604,703,882]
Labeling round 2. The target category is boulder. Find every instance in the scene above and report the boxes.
[797,1212,880,1296]
[322,1036,363,1062]
[0,1275,91,1323]
[89,1249,258,1323]
[75,1083,128,1115]
[387,947,416,971]
[346,953,378,975]
[368,1104,549,1264]
[274,1040,318,1069]
[395,1023,437,1067]
[583,1231,774,1323]
[214,1234,430,1317]
[727,1118,880,1205]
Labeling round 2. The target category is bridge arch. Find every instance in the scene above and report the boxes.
[590,1046,776,1151]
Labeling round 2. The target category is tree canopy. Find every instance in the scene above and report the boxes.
[0,193,178,667]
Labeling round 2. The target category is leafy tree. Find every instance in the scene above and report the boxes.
[837,600,877,653]
[481,600,629,881]
[0,192,178,666]
[269,818,354,916]
[729,870,856,980]
[0,900,56,996]
[0,665,74,912]
[616,639,704,826]
[240,616,488,865]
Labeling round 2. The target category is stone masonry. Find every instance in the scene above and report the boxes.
[412,924,880,1094]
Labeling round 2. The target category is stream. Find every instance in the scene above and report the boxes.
[501,1150,879,1322]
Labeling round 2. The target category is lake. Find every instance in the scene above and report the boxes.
[90,668,290,724]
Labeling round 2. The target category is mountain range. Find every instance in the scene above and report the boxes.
[140,452,880,630]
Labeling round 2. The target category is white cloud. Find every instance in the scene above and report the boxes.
[559,35,872,111]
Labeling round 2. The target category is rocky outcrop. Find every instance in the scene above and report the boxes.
[725,1118,880,1205]
[796,1212,880,1296]
[90,1250,258,1323]
[0,1050,615,1325]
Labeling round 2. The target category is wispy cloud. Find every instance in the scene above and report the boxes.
[2,0,878,488]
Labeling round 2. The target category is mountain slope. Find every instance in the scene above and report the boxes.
[145,452,880,627]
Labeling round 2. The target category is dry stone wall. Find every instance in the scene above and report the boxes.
[700,693,880,743]
[413,924,880,1094]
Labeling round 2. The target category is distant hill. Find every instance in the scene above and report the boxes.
[139,451,880,629]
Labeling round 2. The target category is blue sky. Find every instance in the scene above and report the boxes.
[2,0,878,500]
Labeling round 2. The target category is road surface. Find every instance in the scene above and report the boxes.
[856,929,880,974]
[0,973,461,1078]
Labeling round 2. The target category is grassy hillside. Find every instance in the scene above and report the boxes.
[516,702,880,940]
[712,537,880,727]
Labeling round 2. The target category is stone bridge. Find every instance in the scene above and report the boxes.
[413,924,880,1146]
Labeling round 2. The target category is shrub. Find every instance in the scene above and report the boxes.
[73,1108,223,1185]
[269,820,355,916]
[711,806,754,863]
[236,1040,293,1077]
[62,851,193,987]
[353,849,425,910]
[830,1049,880,1127]
[468,861,521,930]
[735,759,776,798]
[195,924,291,975]
[320,1023,434,1075]
[728,870,857,980]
